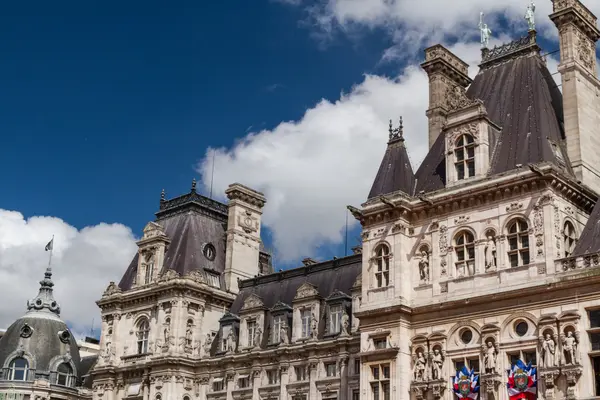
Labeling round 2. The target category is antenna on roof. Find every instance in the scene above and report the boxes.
[209,150,216,199]
[90,318,95,338]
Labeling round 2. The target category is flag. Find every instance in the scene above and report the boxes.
[507,359,537,400]
[45,238,53,252]
[453,366,479,399]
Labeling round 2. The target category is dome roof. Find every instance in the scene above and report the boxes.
[0,265,82,380]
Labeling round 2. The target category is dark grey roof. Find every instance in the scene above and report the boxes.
[368,121,416,199]
[79,355,98,389]
[414,36,571,194]
[572,200,600,257]
[119,188,228,290]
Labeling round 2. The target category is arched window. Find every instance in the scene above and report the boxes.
[507,219,530,267]
[374,244,390,288]
[55,363,74,387]
[564,221,577,257]
[8,357,29,381]
[455,134,475,180]
[454,231,475,277]
[136,319,150,354]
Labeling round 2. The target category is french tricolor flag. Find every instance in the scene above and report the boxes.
[507,359,537,400]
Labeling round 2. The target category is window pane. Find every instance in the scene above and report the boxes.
[521,235,529,249]
[591,333,600,351]
[522,251,530,265]
[382,382,391,400]
[456,148,464,161]
[509,223,517,233]
[509,237,518,250]
[468,161,475,177]
[372,366,379,380]
[454,360,465,371]
[590,310,600,328]
[510,254,519,267]
[468,358,480,373]
[467,247,475,259]
[457,249,465,261]
[382,365,390,379]
[456,164,465,179]
[524,351,536,365]
[467,147,475,158]
[594,356,600,395]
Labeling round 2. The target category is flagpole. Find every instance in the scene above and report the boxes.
[48,235,54,269]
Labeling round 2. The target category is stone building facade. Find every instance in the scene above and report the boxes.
[82,0,600,399]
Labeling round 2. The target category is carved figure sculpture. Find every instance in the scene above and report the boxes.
[419,251,430,282]
[341,310,350,336]
[103,342,115,362]
[280,323,290,345]
[226,330,236,353]
[479,12,492,49]
[311,313,318,339]
[541,333,556,368]
[185,325,193,345]
[431,348,444,380]
[525,2,536,31]
[484,236,497,270]
[562,331,578,365]
[413,352,427,381]
[483,341,497,373]
[203,333,213,356]
[254,327,262,348]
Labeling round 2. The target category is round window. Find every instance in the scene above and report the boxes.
[203,243,216,261]
[460,329,473,344]
[515,321,528,337]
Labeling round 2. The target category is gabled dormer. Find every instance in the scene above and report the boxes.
[323,290,352,338]
[292,282,321,342]
[135,221,170,287]
[269,301,292,346]
[443,94,500,187]
[217,312,240,355]
[238,294,266,350]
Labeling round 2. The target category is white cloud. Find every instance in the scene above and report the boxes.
[198,41,488,263]
[0,210,137,335]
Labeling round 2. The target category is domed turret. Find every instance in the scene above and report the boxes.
[0,261,82,388]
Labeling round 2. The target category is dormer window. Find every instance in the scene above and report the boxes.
[330,304,342,334]
[301,309,311,338]
[273,315,283,343]
[247,319,257,347]
[144,260,154,284]
[455,134,475,180]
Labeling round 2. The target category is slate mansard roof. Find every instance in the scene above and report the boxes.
[119,187,229,290]
[371,34,571,198]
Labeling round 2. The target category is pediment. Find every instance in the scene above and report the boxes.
[326,289,351,302]
[241,294,265,311]
[220,312,240,324]
[294,282,320,301]
[271,301,292,313]
[481,323,500,333]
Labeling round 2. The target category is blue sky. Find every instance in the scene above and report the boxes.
[1,0,597,333]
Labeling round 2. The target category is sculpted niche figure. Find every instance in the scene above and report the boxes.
[254,327,262,348]
[541,333,556,368]
[341,309,350,336]
[431,348,444,380]
[310,313,318,339]
[203,333,213,356]
[562,330,578,365]
[484,235,497,271]
[418,251,430,283]
[413,351,427,381]
[483,341,498,374]
[280,323,290,345]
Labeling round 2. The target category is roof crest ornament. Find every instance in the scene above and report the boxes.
[388,116,404,142]
[27,236,61,316]
[479,12,492,49]
[525,2,536,32]
[191,178,197,193]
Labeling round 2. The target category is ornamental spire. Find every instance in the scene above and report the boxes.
[191,178,197,193]
[388,116,405,142]
[26,237,61,316]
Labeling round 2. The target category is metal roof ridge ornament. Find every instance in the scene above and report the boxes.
[388,116,404,142]
[479,12,492,49]
[480,32,539,66]
[525,2,536,32]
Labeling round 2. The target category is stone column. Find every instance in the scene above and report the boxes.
[280,364,290,400]
[309,360,319,400]
[198,378,209,400]
[226,372,235,400]
[339,358,349,400]
[252,370,261,400]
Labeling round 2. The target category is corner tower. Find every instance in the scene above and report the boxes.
[550,0,600,193]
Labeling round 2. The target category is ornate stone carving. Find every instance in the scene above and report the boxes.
[445,86,478,112]
[482,340,498,374]
[440,257,447,276]
[430,348,445,380]
[418,251,430,283]
[294,282,319,300]
[554,204,561,257]
[533,205,544,258]
[540,333,558,368]
[562,258,576,271]
[102,281,122,297]
[411,382,428,400]
[506,202,523,213]
[186,270,206,284]
[159,269,180,282]
[562,364,583,400]
[561,330,579,365]
[438,225,448,255]
[454,215,470,225]
[20,323,33,338]
[412,351,427,381]
[241,293,265,310]
[238,211,258,234]
[440,282,448,293]
[484,235,497,271]
[480,373,502,397]
[539,368,560,400]
[577,32,594,71]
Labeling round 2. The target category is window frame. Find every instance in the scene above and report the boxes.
[8,357,29,381]
[247,319,257,348]
[136,318,150,355]
[370,363,391,400]
[373,244,390,288]
[267,369,280,385]
[563,220,577,257]
[329,304,343,335]
[300,309,311,339]
[507,219,530,267]
[272,315,283,344]
[55,362,74,387]
[454,134,476,180]
[454,230,475,277]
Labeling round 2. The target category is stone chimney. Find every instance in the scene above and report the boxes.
[224,183,267,293]
[550,0,600,192]
[420,45,472,148]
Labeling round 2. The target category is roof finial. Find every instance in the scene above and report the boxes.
[388,119,393,140]
[191,178,197,193]
[525,2,536,32]
[479,12,492,49]
[160,188,166,202]
[388,116,405,142]
[26,238,60,316]
[398,116,404,140]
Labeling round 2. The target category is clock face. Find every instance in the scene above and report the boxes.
[203,243,216,261]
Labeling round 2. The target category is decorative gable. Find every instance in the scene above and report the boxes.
[326,290,352,303]
[241,294,265,312]
[271,301,293,314]
[294,282,320,301]
[141,221,167,241]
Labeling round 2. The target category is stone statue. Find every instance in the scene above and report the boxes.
[185,325,193,347]
[413,351,427,381]
[479,12,492,49]
[418,251,430,282]
[280,323,289,345]
[485,236,497,270]
[541,333,556,368]
[203,333,213,356]
[483,341,497,373]
[562,331,578,365]
[226,330,236,353]
[431,349,444,380]
[311,313,318,339]
[525,2,536,31]
[254,327,262,348]
[103,342,115,362]
[341,309,350,336]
